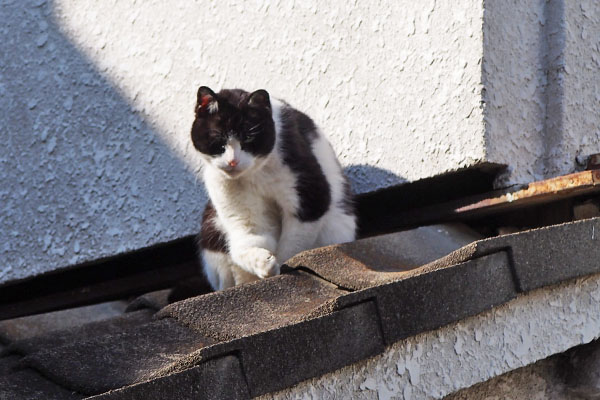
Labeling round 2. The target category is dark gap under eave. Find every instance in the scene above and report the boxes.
[0,163,515,320]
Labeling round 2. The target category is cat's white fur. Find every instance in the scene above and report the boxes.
[200,99,356,290]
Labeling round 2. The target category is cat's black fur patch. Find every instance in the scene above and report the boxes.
[289,107,318,141]
[191,88,275,158]
[199,202,228,253]
[279,106,331,222]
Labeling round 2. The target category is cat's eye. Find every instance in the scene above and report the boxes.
[209,142,226,154]
[244,135,256,143]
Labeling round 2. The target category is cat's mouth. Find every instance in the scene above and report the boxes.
[222,166,243,178]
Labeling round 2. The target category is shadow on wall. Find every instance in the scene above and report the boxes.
[0,0,206,283]
[0,0,401,284]
[536,0,565,177]
[344,165,405,194]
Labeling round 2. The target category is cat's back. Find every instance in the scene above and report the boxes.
[271,100,328,164]
[278,103,320,141]
[269,99,354,223]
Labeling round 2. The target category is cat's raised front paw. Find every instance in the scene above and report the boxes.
[236,247,279,279]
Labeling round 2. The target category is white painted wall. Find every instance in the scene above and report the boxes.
[1,1,599,282]
[483,0,600,184]
[0,0,486,283]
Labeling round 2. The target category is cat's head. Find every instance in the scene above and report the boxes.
[191,86,276,179]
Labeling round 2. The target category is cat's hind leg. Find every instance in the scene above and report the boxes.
[201,249,235,291]
[201,249,259,290]
[316,208,357,248]
[276,217,323,263]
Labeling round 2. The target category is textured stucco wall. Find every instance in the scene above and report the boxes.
[49,0,487,185]
[3,0,599,282]
[260,273,600,400]
[446,356,571,400]
[482,0,548,184]
[1,0,486,283]
[483,0,600,184]
[0,0,204,283]
[561,1,600,174]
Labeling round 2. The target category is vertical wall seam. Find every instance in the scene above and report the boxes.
[538,0,566,178]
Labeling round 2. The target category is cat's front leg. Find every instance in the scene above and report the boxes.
[207,176,281,280]
[225,218,280,278]
[232,246,279,279]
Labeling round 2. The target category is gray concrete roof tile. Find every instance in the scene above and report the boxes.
[157,270,348,342]
[475,217,600,292]
[155,300,384,398]
[285,224,482,290]
[3,310,154,356]
[236,300,384,397]
[86,356,249,400]
[332,251,517,343]
[0,300,127,343]
[18,318,214,396]
[0,354,20,375]
[0,369,83,400]
[424,218,600,292]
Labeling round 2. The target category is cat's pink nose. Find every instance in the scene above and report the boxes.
[228,159,238,167]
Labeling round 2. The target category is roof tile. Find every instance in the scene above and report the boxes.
[286,224,481,290]
[0,354,20,375]
[475,218,600,291]
[238,300,384,397]
[4,310,154,356]
[87,356,249,400]
[157,270,348,342]
[0,301,127,343]
[425,218,600,292]
[18,318,214,396]
[0,369,83,400]
[335,251,517,343]
[163,300,385,398]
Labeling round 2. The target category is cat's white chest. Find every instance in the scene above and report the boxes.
[204,159,292,214]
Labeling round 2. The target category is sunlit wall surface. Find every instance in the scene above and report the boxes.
[2,0,599,283]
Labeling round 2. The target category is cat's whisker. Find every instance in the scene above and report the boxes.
[248,123,263,133]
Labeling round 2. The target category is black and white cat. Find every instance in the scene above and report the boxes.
[191,86,356,290]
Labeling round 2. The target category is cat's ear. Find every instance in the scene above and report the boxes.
[247,89,271,111]
[196,86,219,115]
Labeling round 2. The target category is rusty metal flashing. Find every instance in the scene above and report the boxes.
[369,170,600,233]
[455,170,600,215]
